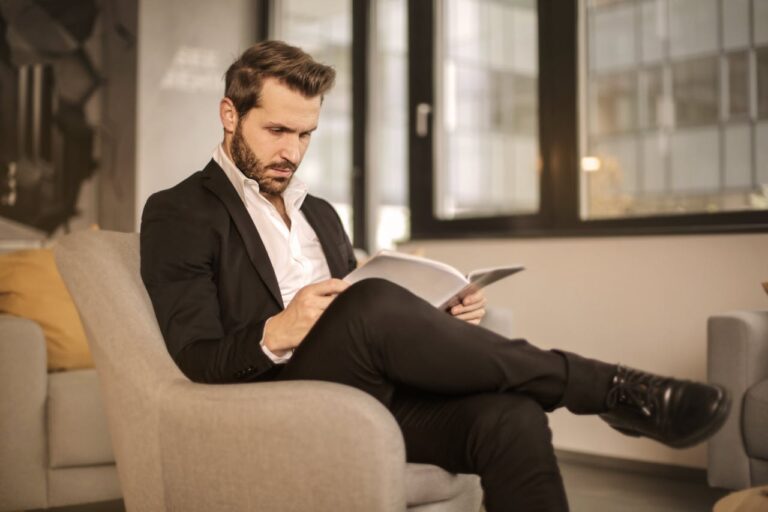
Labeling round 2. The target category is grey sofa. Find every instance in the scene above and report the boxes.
[0,314,121,510]
[708,310,768,490]
[39,230,504,512]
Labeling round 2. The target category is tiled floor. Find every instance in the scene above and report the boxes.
[32,455,729,512]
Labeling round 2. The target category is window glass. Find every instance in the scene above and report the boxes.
[672,56,718,127]
[758,46,768,119]
[668,0,718,59]
[435,0,539,219]
[727,51,749,120]
[755,0,768,46]
[724,124,752,188]
[640,0,664,64]
[639,65,664,129]
[722,0,750,50]
[590,2,637,72]
[370,0,409,250]
[581,0,768,220]
[590,71,638,135]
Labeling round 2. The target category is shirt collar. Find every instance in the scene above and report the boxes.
[212,144,309,211]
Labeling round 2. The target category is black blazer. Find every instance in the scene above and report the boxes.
[140,159,357,383]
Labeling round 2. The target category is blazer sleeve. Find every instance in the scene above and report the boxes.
[140,191,276,384]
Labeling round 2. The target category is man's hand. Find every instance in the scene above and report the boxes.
[263,279,350,355]
[450,289,487,325]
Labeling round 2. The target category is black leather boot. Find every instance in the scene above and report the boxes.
[599,366,731,448]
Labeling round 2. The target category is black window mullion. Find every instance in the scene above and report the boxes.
[352,0,369,250]
[255,0,270,42]
[408,0,436,239]
[539,0,579,230]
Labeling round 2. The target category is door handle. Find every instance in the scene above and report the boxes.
[415,103,432,138]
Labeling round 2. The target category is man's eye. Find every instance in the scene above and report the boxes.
[300,132,311,139]
[269,127,284,134]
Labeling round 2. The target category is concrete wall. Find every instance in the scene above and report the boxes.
[400,233,768,468]
[135,0,257,226]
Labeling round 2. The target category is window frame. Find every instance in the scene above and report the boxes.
[408,0,768,240]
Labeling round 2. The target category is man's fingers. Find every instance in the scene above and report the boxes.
[451,298,486,316]
[455,308,486,322]
[309,278,350,296]
[462,290,485,306]
[309,294,337,312]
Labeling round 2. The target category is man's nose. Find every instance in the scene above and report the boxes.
[278,135,301,164]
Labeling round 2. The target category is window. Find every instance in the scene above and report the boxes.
[582,0,768,222]
[410,0,768,238]
[270,0,768,244]
[435,0,539,219]
[409,0,552,238]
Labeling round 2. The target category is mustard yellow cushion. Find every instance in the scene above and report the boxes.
[0,248,93,371]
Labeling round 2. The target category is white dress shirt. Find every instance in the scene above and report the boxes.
[213,145,331,363]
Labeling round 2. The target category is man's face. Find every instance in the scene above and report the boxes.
[228,78,321,196]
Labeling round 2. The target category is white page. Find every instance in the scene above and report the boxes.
[345,251,468,307]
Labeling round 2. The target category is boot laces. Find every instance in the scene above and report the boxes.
[606,366,665,417]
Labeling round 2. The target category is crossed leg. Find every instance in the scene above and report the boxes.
[274,279,615,510]
[391,388,569,512]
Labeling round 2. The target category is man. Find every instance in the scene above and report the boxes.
[141,41,729,512]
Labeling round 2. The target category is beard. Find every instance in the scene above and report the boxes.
[230,122,296,196]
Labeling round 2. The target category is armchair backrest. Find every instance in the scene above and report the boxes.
[55,230,183,511]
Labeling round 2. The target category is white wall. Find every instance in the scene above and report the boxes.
[400,233,768,468]
[135,0,256,226]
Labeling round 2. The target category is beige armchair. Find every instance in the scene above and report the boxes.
[54,230,483,512]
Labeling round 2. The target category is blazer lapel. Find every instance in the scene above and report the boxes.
[201,160,284,308]
[301,198,348,278]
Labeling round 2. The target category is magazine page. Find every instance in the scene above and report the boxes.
[467,265,525,288]
[439,265,525,309]
[344,251,468,307]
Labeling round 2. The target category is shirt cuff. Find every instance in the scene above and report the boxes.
[260,318,293,364]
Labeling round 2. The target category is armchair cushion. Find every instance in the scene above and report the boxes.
[0,248,92,370]
[744,380,768,460]
[405,463,478,505]
[48,369,114,468]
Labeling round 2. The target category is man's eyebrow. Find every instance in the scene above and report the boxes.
[265,122,318,134]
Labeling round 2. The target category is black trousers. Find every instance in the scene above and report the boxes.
[270,279,616,512]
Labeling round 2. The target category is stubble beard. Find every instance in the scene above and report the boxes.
[230,122,296,197]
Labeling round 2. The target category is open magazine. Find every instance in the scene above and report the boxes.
[344,250,524,310]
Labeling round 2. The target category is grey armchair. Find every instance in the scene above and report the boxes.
[707,310,768,490]
[54,230,485,512]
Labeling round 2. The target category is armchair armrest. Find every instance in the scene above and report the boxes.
[707,310,768,489]
[158,379,407,512]
[0,315,48,510]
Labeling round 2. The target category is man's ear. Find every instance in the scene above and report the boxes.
[220,97,238,134]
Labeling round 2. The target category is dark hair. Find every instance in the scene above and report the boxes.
[224,40,336,118]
